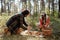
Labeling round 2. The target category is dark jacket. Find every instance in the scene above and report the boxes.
[6,13,28,32]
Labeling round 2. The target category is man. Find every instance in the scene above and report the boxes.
[5,10,31,35]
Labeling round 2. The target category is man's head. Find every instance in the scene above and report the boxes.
[22,10,30,17]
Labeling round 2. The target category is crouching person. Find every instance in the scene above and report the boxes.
[38,12,52,36]
[5,10,31,35]
[39,12,50,30]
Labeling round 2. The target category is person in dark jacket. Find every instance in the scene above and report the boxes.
[6,10,30,34]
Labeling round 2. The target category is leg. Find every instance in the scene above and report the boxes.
[4,28,11,35]
[16,28,24,34]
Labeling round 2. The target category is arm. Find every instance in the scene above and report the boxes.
[19,16,27,30]
[23,18,28,27]
[40,18,43,28]
[45,16,50,27]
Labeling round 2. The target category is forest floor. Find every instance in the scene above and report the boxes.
[0,14,60,40]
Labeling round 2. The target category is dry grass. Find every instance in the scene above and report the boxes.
[0,15,11,36]
[0,35,57,40]
[0,15,60,40]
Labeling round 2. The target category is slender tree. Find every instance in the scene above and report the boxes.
[33,0,38,13]
[21,0,27,9]
[7,0,11,14]
[40,0,45,12]
[27,0,31,12]
[4,0,6,13]
[52,0,54,16]
[48,0,50,14]
[58,0,60,18]
[1,0,3,13]
[1,0,6,13]
[0,0,2,15]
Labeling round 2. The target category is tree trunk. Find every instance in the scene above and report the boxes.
[8,1,11,15]
[4,0,6,13]
[1,0,2,15]
[40,0,45,12]
[48,0,50,14]
[1,0,6,13]
[21,0,27,9]
[8,3,10,13]
[58,0,60,18]
[27,0,31,12]
[1,0,3,13]
[52,0,54,16]
[34,0,38,13]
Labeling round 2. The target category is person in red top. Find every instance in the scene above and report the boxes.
[38,12,50,31]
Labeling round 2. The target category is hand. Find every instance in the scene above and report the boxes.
[44,25,47,28]
[27,26,32,31]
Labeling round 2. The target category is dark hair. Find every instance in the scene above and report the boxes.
[42,14,46,25]
[44,14,46,24]
[22,10,30,15]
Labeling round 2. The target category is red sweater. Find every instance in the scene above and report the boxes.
[39,16,50,28]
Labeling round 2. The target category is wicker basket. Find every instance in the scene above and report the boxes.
[42,28,52,36]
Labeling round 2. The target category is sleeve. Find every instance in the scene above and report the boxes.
[46,16,50,27]
[19,15,27,30]
[23,18,28,27]
[40,18,43,28]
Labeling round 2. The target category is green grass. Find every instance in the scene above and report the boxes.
[50,16,60,33]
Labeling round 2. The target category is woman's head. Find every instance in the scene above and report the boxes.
[41,11,46,24]
[22,10,30,17]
